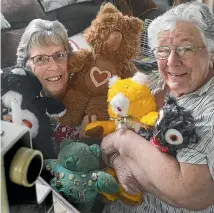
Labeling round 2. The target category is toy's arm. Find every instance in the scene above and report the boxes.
[43,159,58,170]
[60,88,89,126]
[141,111,158,127]
[95,171,118,194]
[68,49,93,73]
[85,120,116,138]
[35,97,66,118]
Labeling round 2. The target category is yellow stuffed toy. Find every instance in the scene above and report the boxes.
[85,71,158,138]
[85,71,158,204]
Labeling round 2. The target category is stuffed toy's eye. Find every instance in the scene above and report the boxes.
[165,129,183,145]
[157,109,164,125]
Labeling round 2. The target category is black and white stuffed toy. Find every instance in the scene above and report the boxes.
[1,68,67,159]
[140,95,199,156]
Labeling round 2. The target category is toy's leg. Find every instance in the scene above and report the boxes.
[85,96,109,122]
[118,186,143,205]
[85,120,116,138]
[60,88,89,126]
[99,168,119,202]
[104,168,143,204]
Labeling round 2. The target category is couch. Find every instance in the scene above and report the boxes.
[1,0,103,69]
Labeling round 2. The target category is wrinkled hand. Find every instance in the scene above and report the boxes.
[113,156,141,195]
[79,114,97,139]
[101,128,129,164]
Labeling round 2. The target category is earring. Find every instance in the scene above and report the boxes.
[209,61,213,69]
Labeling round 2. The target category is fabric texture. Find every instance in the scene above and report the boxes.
[39,0,93,12]
[1,13,11,29]
[102,71,214,213]
[106,0,157,17]
[1,28,25,68]
[1,0,102,68]
[1,0,57,30]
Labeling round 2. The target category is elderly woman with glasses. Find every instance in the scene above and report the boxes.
[101,2,214,213]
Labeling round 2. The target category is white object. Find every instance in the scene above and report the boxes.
[1,13,11,29]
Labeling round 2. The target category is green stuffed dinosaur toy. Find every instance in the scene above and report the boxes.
[43,139,118,213]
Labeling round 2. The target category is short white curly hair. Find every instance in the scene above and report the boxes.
[148,2,214,53]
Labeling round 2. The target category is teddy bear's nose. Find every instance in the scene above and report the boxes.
[117,107,122,112]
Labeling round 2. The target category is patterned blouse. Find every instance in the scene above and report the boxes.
[102,71,214,213]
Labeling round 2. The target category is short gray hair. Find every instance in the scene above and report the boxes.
[16,19,72,67]
[148,2,214,53]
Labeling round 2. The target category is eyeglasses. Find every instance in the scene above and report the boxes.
[152,46,205,60]
[29,51,68,66]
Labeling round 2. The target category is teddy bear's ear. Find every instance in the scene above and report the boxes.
[128,17,144,32]
[60,138,75,150]
[89,144,101,158]
[11,68,26,76]
[131,72,149,85]
[108,75,119,88]
[99,3,118,15]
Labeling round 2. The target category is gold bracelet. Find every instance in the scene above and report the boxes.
[108,151,120,167]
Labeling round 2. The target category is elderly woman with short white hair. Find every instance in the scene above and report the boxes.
[101,2,214,213]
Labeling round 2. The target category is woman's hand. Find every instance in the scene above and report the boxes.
[101,128,132,164]
[112,155,142,195]
[101,129,143,194]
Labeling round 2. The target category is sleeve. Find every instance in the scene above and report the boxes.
[146,71,159,91]
[176,110,214,180]
[146,71,164,95]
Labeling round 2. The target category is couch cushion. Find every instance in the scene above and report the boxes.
[1,0,57,30]
[1,28,25,68]
[39,0,93,12]
[1,13,11,30]
[57,2,102,36]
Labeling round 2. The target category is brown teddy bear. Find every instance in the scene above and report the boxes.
[60,3,143,126]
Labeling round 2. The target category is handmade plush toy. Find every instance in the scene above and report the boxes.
[43,139,118,213]
[85,72,158,138]
[139,95,199,157]
[60,3,143,126]
[1,68,66,158]
[84,72,158,204]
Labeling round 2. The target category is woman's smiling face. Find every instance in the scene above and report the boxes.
[156,21,210,96]
[28,44,69,97]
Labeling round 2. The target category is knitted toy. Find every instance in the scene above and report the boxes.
[60,3,143,126]
[43,139,118,213]
[1,68,66,158]
[85,72,158,204]
[139,95,199,157]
